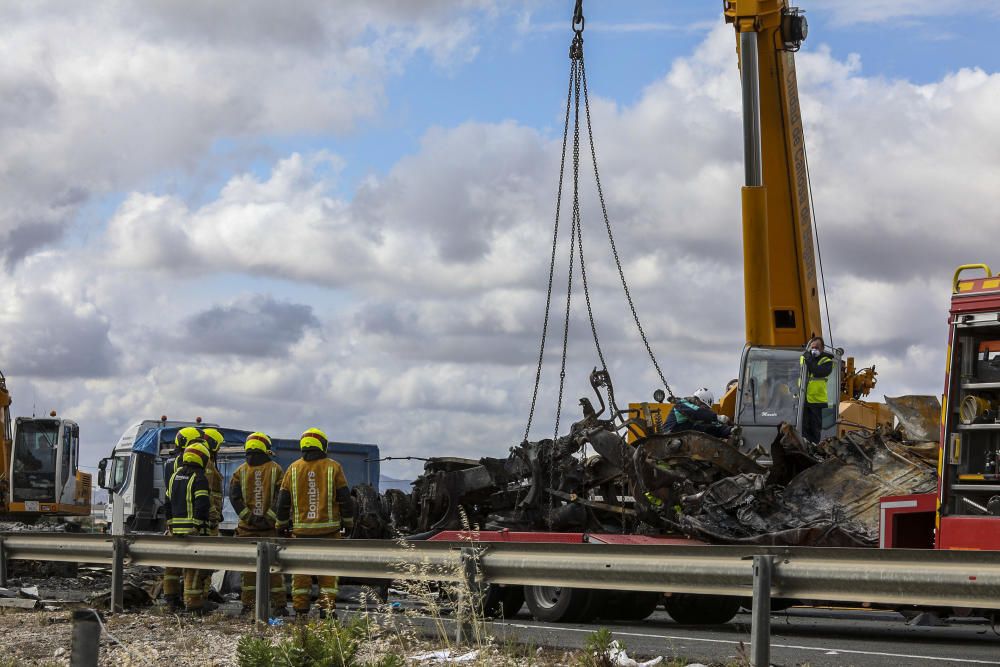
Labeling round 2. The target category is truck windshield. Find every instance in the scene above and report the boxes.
[737,349,802,426]
[12,420,60,501]
[108,454,131,492]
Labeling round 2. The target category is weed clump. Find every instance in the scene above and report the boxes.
[236,616,402,667]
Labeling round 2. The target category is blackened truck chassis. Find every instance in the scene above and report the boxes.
[350,372,939,623]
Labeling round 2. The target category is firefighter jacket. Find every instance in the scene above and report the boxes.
[800,352,834,405]
[206,459,224,527]
[230,454,283,532]
[276,450,351,536]
[164,463,210,535]
[163,450,182,485]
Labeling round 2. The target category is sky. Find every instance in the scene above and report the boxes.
[2,0,1000,482]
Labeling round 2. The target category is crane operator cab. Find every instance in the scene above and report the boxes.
[735,345,842,453]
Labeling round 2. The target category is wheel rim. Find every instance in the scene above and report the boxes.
[526,585,563,610]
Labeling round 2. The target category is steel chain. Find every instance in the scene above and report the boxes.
[553,54,581,443]
[522,55,576,444]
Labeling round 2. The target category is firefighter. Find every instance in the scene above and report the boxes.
[275,427,355,619]
[801,336,834,443]
[164,439,213,613]
[162,425,204,612]
[200,427,226,603]
[229,432,287,616]
[664,388,732,438]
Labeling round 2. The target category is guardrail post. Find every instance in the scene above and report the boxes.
[110,537,125,613]
[0,537,7,587]
[70,609,100,667]
[255,541,274,624]
[750,555,773,667]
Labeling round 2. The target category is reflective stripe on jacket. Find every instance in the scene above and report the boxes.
[279,457,348,536]
[800,354,834,405]
[165,466,210,535]
[230,460,283,530]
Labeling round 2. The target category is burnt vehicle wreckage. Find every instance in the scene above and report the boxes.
[352,371,939,549]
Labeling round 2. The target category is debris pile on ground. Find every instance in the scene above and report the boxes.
[0,519,74,532]
[1,565,169,610]
[86,568,163,611]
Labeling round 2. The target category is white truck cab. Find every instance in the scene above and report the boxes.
[98,419,217,532]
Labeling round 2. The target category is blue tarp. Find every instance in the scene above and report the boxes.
[131,427,162,455]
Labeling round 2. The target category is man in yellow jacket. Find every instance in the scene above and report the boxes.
[275,427,355,618]
[229,432,287,616]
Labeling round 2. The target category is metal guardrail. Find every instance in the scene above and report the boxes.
[3,534,999,609]
[3,533,1000,667]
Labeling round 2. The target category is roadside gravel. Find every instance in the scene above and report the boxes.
[1,608,249,666]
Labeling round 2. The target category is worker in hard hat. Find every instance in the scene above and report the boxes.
[664,388,732,438]
[164,438,214,613]
[275,428,355,619]
[801,337,834,443]
[229,432,287,616]
[161,425,204,612]
[199,427,227,604]
[201,428,226,532]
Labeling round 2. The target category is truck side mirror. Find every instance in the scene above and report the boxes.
[97,458,109,490]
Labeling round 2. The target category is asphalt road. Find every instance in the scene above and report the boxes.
[477,607,1000,666]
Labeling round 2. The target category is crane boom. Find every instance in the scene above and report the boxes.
[725,0,822,347]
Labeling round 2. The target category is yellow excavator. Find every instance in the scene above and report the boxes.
[0,371,91,520]
[719,0,890,450]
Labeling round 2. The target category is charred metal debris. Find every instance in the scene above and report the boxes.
[350,373,939,548]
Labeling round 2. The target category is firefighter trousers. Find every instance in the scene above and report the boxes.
[235,526,287,610]
[183,568,207,610]
[291,531,339,613]
[162,566,182,600]
[200,525,220,600]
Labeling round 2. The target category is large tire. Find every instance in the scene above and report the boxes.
[664,594,740,625]
[481,584,525,619]
[524,585,597,623]
[594,590,662,622]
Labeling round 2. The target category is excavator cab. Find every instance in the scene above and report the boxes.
[736,345,842,452]
[6,416,89,516]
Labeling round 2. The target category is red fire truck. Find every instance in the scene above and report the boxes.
[881,264,1000,551]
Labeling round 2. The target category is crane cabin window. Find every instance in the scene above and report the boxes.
[738,348,802,426]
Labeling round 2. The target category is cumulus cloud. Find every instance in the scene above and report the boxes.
[0,0,497,263]
[0,288,117,378]
[180,294,320,358]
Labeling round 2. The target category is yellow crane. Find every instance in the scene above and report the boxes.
[717,0,890,451]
